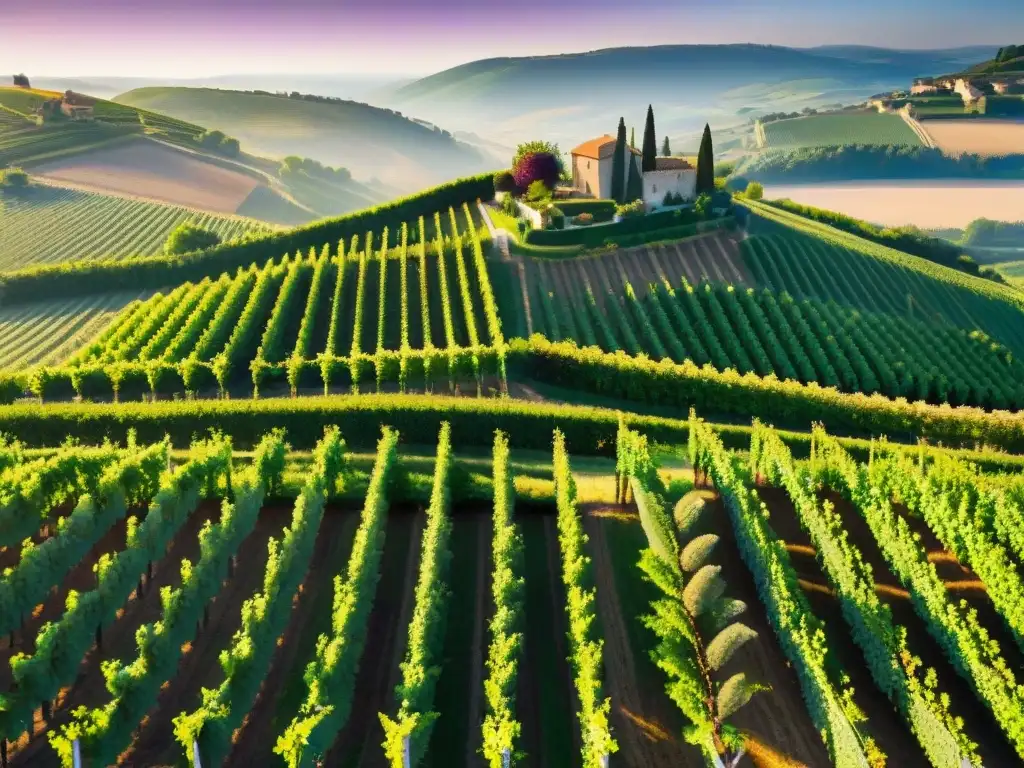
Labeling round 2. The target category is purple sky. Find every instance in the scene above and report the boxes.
[4,0,1022,77]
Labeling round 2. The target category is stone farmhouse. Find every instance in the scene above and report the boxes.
[569,134,696,209]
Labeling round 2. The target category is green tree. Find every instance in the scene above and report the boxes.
[625,153,643,202]
[696,123,715,195]
[662,135,671,157]
[512,140,564,176]
[642,105,657,172]
[611,118,627,204]
[0,167,29,190]
[164,223,222,255]
[745,181,764,200]
[630,126,635,149]
[12,74,30,88]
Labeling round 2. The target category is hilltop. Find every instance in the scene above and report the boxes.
[114,87,496,194]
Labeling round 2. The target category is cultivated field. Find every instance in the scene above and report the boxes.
[765,180,1024,228]
[4,415,1020,767]
[0,292,146,371]
[0,184,270,270]
[31,139,263,214]
[507,229,1024,409]
[759,112,922,149]
[920,119,1024,157]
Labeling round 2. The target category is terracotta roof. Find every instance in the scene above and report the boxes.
[653,157,692,171]
[571,134,641,159]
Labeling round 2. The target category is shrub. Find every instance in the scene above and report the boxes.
[493,170,517,193]
[616,199,646,219]
[573,213,594,226]
[525,180,552,203]
[0,168,29,190]
[513,152,560,192]
[164,223,222,255]
[545,206,565,230]
[501,192,519,217]
[555,199,616,221]
[745,181,764,200]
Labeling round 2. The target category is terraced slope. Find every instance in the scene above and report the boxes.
[0,184,271,270]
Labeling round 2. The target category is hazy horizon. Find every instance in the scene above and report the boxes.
[6,0,1023,79]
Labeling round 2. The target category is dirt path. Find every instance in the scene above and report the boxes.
[0,503,73,574]
[464,513,489,767]
[326,508,424,768]
[753,487,928,766]
[421,510,490,768]
[517,513,577,768]
[9,501,219,767]
[119,508,290,767]
[821,491,1020,766]
[674,241,708,284]
[696,238,730,284]
[583,506,703,768]
[711,234,750,284]
[225,510,360,767]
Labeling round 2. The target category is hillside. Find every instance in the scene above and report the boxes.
[384,44,996,151]
[114,87,495,195]
[0,183,271,272]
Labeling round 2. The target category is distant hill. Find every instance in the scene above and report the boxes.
[385,44,998,158]
[114,87,492,194]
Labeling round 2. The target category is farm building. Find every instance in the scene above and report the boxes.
[569,134,642,198]
[570,134,696,209]
[641,156,696,205]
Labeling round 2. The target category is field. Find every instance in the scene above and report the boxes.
[763,180,1024,229]
[758,112,923,149]
[16,203,499,398]
[0,292,147,371]
[31,139,265,214]
[113,87,491,194]
[3,410,1023,768]
[0,184,270,270]
[497,230,1024,410]
[919,119,1024,157]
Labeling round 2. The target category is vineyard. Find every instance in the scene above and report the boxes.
[0,292,148,372]
[1,409,1022,767]
[0,184,270,271]
[20,203,502,400]
[758,112,923,149]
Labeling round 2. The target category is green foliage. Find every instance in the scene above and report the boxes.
[661,135,671,157]
[552,430,618,766]
[512,140,564,174]
[744,181,764,200]
[689,415,875,767]
[0,167,29,189]
[525,180,551,202]
[673,493,707,539]
[481,431,525,766]
[611,118,627,204]
[625,154,643,203]
[164,222,222,256]
[810,427,1024,758]
[705,623,757,671]
[642,105,657,173]
[380,423,454,766]
[696,124,715,195]
[679,533,719,572]
[1,435,232,744]
[275,428,400,767]
[0,172,496,304]
[681,565,726,617]
[172,428,344,765]
[716,672,757,720]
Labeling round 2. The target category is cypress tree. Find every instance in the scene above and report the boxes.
[625,151,643,202]
[642,104,657,172]
[611,117,627,203]
[696,123,715,195]
[662,135,671,156]
[630,126,635,149]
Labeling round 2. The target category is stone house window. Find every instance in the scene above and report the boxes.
[653,184,657,193]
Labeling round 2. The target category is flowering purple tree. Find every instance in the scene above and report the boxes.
[512,152,560,193]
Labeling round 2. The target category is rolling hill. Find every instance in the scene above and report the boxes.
[114,87,496,195]
[384,43,997,161]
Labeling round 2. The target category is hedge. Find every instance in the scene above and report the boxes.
[553,199,617,221]
[0,172,497,304]
[512,337,1024,453]
[525,207,703,247]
